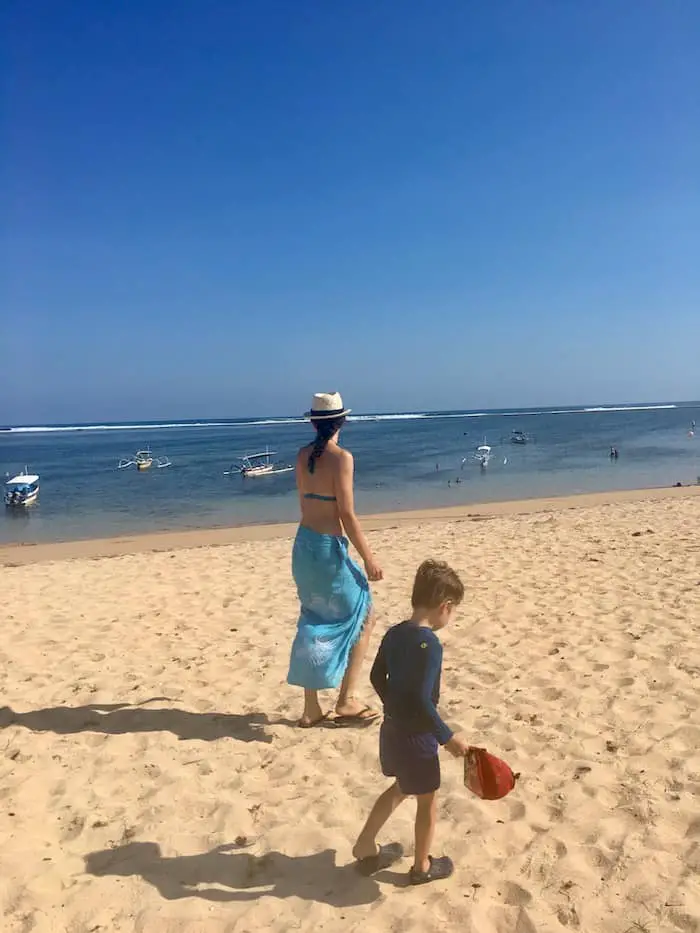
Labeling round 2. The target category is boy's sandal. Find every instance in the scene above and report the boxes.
[355,842,404,876]
[409,855,454,885]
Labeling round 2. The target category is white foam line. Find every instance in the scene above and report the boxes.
[3,419,307,433]
[581,405,677,413]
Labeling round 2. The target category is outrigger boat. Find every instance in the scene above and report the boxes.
[475,444,492,468]
[461,441,494,470]
[4,469,40,507]
[118,447,171,470]
[509,429,534,445]
[224,447,294,478]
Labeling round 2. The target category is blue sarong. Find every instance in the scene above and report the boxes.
[287,525,372,690]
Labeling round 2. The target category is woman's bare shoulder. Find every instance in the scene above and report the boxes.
[328,447,353,472]
[324,444,352,460]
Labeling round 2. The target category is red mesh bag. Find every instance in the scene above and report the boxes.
[464,747,518,800]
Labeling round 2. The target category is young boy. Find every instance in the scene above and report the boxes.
[352,559,470,884]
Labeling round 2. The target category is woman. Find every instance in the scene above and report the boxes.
[287,391,383,728]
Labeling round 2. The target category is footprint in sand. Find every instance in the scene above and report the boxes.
[502,881,533,906]
[557,904,581,928]
[50,780,67,800]
[541,687,564,701]
[509,800,527,820]
[60,812,85,842]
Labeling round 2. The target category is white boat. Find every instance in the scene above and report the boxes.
[4,469,40,507]
[118,447,171,470]
[475,445,492,468]
[225,448,294,478]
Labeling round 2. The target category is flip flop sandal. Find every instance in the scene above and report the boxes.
[355,842,404,876]
[409,855,454,885]
[332,706,380,728]
[297,712,331,729]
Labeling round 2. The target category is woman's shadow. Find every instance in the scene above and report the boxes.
[84,840,384,906]
[0,700,271,744]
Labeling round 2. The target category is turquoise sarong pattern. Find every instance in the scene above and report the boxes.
[287,525,371,690]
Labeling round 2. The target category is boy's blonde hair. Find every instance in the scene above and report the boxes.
[411,559,464,609]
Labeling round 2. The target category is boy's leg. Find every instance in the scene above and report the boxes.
[352,780,406,860]
[413,792,437,873]
[336,609,377,718]
[410,790,453,883]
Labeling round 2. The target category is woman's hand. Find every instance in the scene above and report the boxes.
[364,557,384,582]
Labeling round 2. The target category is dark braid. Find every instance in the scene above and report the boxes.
[308,416,346,473]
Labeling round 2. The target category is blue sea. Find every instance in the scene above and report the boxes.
[1,402,698,544]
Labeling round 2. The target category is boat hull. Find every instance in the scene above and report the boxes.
[242,465,294,477]
[4,485,39,507]
[242,465,274,477]
[232,448,293,478]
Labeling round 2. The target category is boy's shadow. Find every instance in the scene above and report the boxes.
[84,841,383,906]
[0,701,271,744]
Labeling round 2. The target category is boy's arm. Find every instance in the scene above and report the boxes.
[417,640,453,745]
[369,640,388,702]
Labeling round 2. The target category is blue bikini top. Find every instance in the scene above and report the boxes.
[303,492,337,502]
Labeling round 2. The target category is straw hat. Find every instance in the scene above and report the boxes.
[305,391,351,420]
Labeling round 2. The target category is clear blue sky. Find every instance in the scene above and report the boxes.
[2,1,699,423]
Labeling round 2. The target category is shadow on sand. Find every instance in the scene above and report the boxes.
[0,700,272,744]
[84,841,388,905]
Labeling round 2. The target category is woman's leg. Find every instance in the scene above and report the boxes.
[298,689,324,727]
[336,608,377,717]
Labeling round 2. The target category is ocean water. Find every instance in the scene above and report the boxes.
[1,403,698,544]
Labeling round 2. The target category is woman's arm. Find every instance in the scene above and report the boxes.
[295,448,306,509]
[336,450,383,580]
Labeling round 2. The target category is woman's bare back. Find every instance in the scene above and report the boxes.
[297,442,347,535]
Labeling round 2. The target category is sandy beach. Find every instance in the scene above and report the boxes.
[1,488,699,932]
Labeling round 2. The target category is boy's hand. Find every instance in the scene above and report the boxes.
[445,733,471,758]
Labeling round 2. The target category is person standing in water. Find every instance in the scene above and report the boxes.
[287,392,383,728]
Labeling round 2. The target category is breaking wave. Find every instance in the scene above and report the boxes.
[0,404,678,434]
